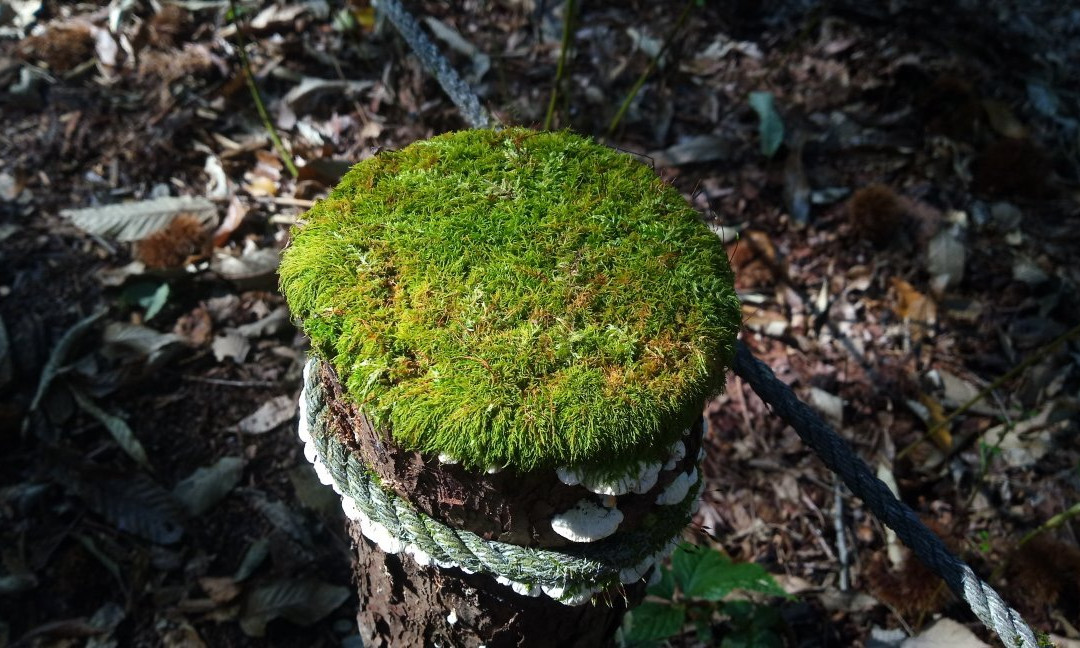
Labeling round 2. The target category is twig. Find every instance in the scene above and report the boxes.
[543,0,576,130]
[228,0,299,178]
[373,0,497,130]
[606,0,695,136]
[182,375,280,388]
[1017,502,1080,549]
[897,321,1080,461]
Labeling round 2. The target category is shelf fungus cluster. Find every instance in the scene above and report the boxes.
[280,128,740,635]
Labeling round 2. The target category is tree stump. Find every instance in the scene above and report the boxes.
[281,129,741,646]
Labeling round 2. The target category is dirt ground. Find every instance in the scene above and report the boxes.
[1,1,1078,646]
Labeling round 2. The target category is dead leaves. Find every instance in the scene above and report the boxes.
[889,278,937,343]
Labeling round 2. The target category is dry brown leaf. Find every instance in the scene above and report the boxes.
[981,99,1028,139]
[741,305,789,337]
[233,396,297,435]
[890,278,937,341]
[917,391,952,450]
[214,196,249,248]
[243,175,277,198]
[198,576,241,605]
[173,306,213,347]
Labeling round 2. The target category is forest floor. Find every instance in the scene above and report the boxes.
[1,1,1079,646]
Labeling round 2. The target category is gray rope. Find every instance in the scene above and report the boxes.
[372,0,497,130]
[733,341,1041,648]
[303,357,696,593]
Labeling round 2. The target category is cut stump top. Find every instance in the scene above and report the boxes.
[280,128,740,473]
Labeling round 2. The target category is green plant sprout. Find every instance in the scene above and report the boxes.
[280,128,741,474]
[618,542,790,648]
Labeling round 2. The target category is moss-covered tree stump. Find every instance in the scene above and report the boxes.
[281,128,740,647]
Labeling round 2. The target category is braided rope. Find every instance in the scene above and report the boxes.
[733,342,1041,648]
[301,357,697,604]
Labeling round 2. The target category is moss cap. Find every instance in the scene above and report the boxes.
[280,128,740,473]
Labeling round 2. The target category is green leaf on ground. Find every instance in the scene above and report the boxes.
[173,456,244,517]
[29,308,106,411]
[647,564,676,600]
[77,475,184,544]
[622,601,686,645]
[233,538,271,582]
[71,385,152,471]
[672,543,786,601]
[748,91,784,158]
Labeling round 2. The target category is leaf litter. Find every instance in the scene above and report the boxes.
[1,1,1078,646]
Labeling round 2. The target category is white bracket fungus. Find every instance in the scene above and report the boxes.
[655,467,697,506]
[662,440,686,471]
[555,461,661,496]
[550,499,624,542]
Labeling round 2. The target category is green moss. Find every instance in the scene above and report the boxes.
[280,128,740,473]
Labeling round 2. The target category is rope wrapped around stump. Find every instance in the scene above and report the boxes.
[299,356,702,605]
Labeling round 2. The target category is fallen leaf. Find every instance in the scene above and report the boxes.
[648,135,732,167]
[204,155,229,199]
[243,489,314,549]
[213,196,249,247]
[212,248,280,284]
[62,196,216,242]
[282,77,374,114]
[249,3,308,30]
[233,538,270,582]
[30,309,107,411]
[985,401,1068,468]
[198,576,241,605]
[935,370,996,416]
[157,616,207,648]
[900,617,989,647]
[173,307,214,347]
[101,322,183,367]
[876,463,905,567]
[748,91,784,158]
[808,387,843,427]
[916,391,952,450]
[243,175,277,198]
[741,305,789,337]
[288,465,340,517]
[889,278,936,341]
[233,395,296,435]
[173,456,244,516]
[239,578,349,637]
[926,227,966,292]
[981,99,1027,139]
[236,306,291,338]
[212,330,250,363]
[76,474,185,544]
[71,386,152,470]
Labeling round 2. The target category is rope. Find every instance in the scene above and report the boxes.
[302,357,697,603]
[372,0,497,130]
[733,341,1041,648]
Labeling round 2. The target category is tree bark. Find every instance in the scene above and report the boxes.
[350,523,645,648]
